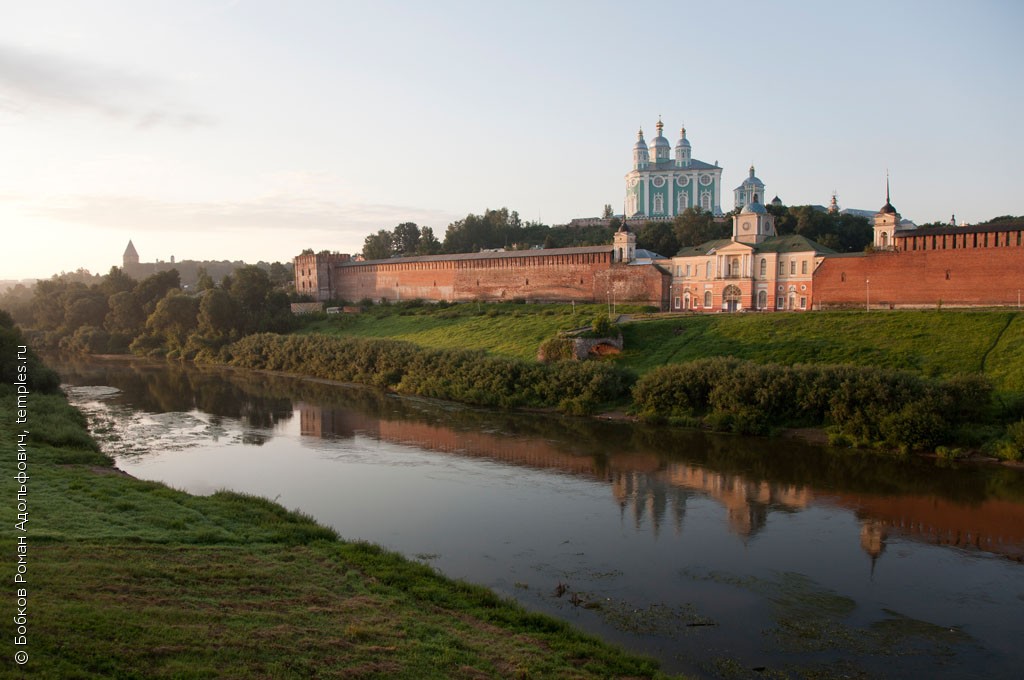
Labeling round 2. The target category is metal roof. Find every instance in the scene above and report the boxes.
[339,245,613,267]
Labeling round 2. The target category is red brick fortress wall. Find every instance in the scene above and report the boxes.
[330,247,669,309]
[814,241,1024,309]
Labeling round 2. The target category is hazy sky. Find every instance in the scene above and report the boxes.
[3,0,1022,280]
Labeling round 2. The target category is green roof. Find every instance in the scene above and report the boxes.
[674,238,732,257]
[673,234,833,257]
[754,234,836,255]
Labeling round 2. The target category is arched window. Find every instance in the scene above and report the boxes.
[653,194,664,214]
[677,192,689,209]
[880,232,889,247]
[704,290,712,308]
[700,191,712,211]
[759,258,767,277]
[683,292,691,309]
[757,290,767,309]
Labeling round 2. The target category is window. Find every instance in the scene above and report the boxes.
[759,258,766,277]
[841,272,846,282]
[801,260,808,275]
[706,262,712,278]
[800,297,807,309]
[700,191,711,210]
[685,264,691,277]
[704,291,712,307]
[790,261,796,275]
[777,297,784,308]
[653,194,664,214]
[779,260,785,275]
[678,192,689,209]
[674,296,681,309]
[675,265,681,277]
[757,290,767,309]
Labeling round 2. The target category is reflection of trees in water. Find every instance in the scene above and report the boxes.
[56,356,294,431]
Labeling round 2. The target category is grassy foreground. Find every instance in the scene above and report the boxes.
[2,393,674,679]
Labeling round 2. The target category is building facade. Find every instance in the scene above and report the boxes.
[625,119,723,219]
[667,196,834,313]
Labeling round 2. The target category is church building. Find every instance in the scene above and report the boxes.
[625,119,723,219]
[667,191,834,312]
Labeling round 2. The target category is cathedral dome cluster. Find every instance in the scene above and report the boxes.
[625,118,723,219]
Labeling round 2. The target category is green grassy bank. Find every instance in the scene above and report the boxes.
[301,305,1024,395]
[288,305,1024,456]
[1,390,675,678]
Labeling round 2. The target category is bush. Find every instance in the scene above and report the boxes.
[591,314,613,337]
[537,337,574,363]
[225,333,633,414]
[632,357,994,452]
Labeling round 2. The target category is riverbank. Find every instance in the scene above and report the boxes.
[2,391,679,678]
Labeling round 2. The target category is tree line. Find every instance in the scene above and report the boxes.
[1,265,296,360]
[356,203,876,262]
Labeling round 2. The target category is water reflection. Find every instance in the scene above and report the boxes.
[57,355,1024,677]
[58,354,1024,562]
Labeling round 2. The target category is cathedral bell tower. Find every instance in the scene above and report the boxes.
[873,176,900,249]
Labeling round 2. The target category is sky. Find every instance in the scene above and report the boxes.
[2,0,1023,281]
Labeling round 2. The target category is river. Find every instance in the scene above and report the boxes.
[57,356,1024,679]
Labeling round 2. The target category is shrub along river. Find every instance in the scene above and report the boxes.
[58,356,1024,679]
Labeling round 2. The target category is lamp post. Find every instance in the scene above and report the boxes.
[866,278,870,312]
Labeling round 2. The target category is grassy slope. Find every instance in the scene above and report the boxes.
[301,307,1024,394]
[300,303,633,362]
[2,394,673,679]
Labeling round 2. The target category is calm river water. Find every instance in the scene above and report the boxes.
[58,356,1024,679]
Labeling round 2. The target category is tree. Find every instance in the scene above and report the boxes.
[268,262,292,287]
[602,204,614,219]
[32,278,70,329]
[362,230,394,261]
[143,292,199,350]
[673,208,727,248]
[134,269,181,314]
[195,267,216,291]
[637,221,679,257]
[196,288,241,343]
[105,291,146,337]
[393,222,421,256]
[229,266,273,333]
[442,208,525,253]
[63,291,108,331]
[100,266,138,296]
[416,226,442,255]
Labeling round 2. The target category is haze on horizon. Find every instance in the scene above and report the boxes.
[2,0,1022,281]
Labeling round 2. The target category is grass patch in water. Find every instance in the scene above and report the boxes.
[682,567,980,678]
